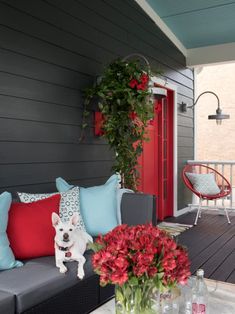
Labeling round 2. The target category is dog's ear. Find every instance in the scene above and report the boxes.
[52,212,60,227]
[71,213,78,226]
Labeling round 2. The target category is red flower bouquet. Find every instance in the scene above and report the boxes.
[90,224,190,313]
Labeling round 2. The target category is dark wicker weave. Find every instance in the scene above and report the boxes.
[23,275,102,314]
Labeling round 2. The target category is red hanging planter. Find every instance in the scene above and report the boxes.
[94,111,105,136]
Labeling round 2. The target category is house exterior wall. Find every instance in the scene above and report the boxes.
[0,0,194,209]
[196,63,235,161]
[195,63,235,183]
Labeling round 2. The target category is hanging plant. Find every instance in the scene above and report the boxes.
[81,58,156,190]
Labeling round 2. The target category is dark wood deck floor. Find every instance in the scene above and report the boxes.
[166,211,235,284]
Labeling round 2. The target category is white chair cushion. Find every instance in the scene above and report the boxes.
[185,172,221,195]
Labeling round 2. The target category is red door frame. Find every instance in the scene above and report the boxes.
[157,90,174,220]
[138,86,174,221]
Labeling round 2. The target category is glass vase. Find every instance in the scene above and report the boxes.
[115,283,180,314]
[159,287,180,314]
[115,281,159,314]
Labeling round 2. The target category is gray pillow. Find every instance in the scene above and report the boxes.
[185,172,221,195]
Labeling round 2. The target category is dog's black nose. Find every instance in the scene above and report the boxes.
[63,233,69,240]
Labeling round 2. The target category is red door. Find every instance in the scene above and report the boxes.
[138,88,174,221]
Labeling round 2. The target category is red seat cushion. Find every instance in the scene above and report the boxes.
[7,195,61,259]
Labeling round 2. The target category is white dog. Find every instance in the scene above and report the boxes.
[52,212,93,279]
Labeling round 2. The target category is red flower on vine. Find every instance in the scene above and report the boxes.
[140,73,149,84]
[129,79,138,88]
[129,73,149,91]
[137,83,147,90]
[129,112,137,120]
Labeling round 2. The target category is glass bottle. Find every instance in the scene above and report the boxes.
[191,269,208,314]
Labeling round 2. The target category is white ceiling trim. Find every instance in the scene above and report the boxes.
[187,42,235,67]
[134,0,187,56]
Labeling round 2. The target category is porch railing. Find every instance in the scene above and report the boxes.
[187,160,235,210]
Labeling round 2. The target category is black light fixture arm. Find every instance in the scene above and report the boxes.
[187,91,220,110]
[180,90,229,125]
[122,53,151,72]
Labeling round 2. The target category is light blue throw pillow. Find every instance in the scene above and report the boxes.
[0,192,23,270]
[56,178,73,192]
[56,175,119,236]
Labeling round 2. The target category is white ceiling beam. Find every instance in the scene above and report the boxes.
[187,42,235,67]
[134,0,187,57]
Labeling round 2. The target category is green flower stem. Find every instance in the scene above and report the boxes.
[115,281,158,314]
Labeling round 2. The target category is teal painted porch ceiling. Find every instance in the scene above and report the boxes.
[146,0,235,48]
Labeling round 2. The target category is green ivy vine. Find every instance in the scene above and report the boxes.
[81,58,155,190]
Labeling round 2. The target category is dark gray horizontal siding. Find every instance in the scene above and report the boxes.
[0,118,83,142]
[178,134,194,145]
[0,71,83,106]
[178,115,194,128]
[177,178,194,208]
[106,1,194,84]
[0,47,92,90]
[0,143,112,164]
[76,0,191,75]
[178,147,194,158]
[0,161,114,187]
[178,125,194,138]
[0,0,193,84]
[177,110,194,209]
[0,26,101,76]
[0,0,194,208]
[0,2,114,64]
[0,95,84,124]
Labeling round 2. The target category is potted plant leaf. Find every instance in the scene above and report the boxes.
[81,57,156,190]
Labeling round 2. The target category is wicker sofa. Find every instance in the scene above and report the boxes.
[0,193,156,314]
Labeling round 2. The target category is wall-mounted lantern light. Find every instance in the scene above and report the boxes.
[180,91,230,125]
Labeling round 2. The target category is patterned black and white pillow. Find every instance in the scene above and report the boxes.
[17,192,56,203]
[17,187,85,231]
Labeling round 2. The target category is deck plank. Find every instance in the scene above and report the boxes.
[166,211,235,284]
[227,269,235,283]
[190,225,235,274]
[202,236,235,278]
[210,251,235,282]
